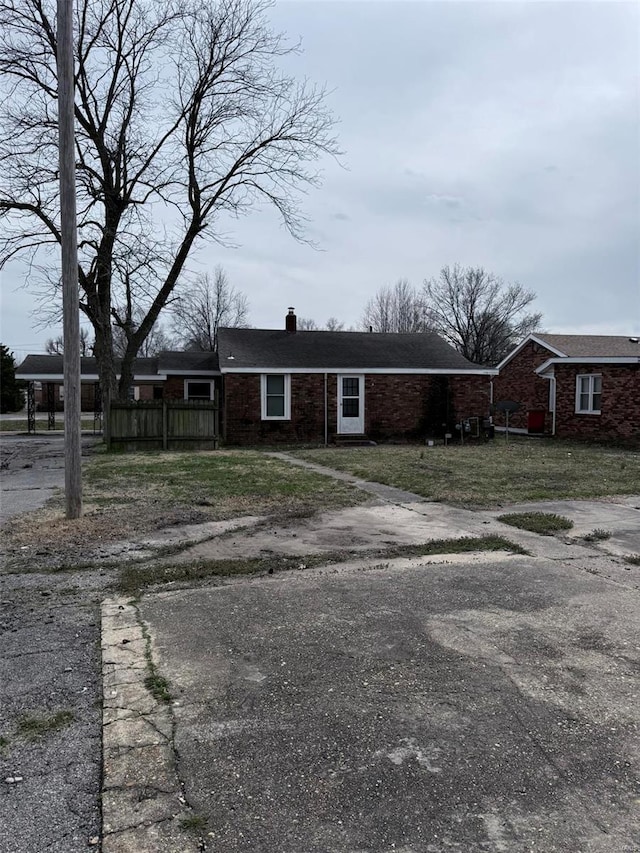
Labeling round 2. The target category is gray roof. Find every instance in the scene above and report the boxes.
[16,355,159,377]
[217,328,485,371]
[536,334,640,358]
[157,351,220,373]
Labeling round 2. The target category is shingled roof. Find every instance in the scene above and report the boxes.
[16,355,159,378]
[217,328,494,372]
[534,334,640,358]
[157,351,220,373]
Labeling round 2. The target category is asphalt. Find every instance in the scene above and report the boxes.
[0,434,100,524]
[1,436,639,852]
[0,435,104,853]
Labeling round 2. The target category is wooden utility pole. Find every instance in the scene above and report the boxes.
[57,0,82,518]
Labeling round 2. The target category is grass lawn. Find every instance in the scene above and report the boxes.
[82,448,366,523]
[291,439,640,507]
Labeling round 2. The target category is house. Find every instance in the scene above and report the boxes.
[216,309,495,444]
[16,310,497,444]
[493,333,640,443]
[16,355,166,411]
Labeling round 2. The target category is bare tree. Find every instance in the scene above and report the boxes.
[325,316,344,331]
[0,0,339,404]
[296,317,319,331]
[112,309,173,358]
[423,265,542,365]
[45,328,93,356]
[171,267,249,350]
[361,279,428,333]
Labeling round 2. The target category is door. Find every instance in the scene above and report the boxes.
[338,375,364,434]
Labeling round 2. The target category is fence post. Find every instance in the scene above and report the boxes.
[214,390,220,450]
[162,400,168,451]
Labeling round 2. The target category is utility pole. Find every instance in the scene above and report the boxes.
[57,0,82,518]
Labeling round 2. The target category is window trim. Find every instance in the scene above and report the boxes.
[261,374,291,420]
[575,373,601,415]
[183,379,215,401]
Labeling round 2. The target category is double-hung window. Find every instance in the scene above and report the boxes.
[261,374,290,420]
[575,374,601,414]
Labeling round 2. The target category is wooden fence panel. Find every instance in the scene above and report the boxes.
[109,399,219,452]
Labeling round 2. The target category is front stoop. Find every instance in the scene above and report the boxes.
[332,434,377,447]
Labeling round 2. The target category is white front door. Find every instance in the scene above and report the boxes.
[338,375,364,434]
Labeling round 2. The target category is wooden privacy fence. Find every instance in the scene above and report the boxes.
[108,399,219,451]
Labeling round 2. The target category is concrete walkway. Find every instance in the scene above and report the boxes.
[100,456,640,852]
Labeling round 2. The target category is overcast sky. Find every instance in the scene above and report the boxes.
[1,0,639,360]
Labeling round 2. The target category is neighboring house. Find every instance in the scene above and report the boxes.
[16,311,497,443]
[216,309,495,444]
[493,333,640,443]
[16,355,166,411]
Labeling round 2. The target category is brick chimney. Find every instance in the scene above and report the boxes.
[285,307,297,333]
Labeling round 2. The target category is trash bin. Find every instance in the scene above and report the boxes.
[527,410,545,434]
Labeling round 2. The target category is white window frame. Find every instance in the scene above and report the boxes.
[261,374,291,420]
[184,379,215,401]
[575,374,601,415]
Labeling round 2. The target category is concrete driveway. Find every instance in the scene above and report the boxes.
[129,548,640,853]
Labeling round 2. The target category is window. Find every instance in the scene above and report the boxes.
[575,374,601,414]
[185,380,214,401]
[261,374,290,420]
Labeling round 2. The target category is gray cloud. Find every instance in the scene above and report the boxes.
[2,0,639,355]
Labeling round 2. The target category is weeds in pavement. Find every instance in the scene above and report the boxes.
[180,813,208,833]
[498,512,573,535]
[144,673,171,704]
[118,535,527,594]
[582,529,612,542]
[17,710,74,740]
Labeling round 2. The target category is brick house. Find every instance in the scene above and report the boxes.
[16,312,497,443]
[216,309,495,445]
[493,333,640,443]
[16,355,166,411]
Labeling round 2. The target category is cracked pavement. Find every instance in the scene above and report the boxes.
[1,437,639,851]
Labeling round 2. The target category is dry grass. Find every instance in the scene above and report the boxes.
[3,449,367,559]
[292,439,640,508]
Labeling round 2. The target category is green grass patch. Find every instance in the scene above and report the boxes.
[17,710,74,740]
[292,440,640,507]
[118,535,526,594]
[498,512,574,535]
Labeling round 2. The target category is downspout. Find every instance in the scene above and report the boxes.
[324,372,328,446]
[550,374,556,436]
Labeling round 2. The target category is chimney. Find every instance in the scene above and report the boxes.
[285,307,297,333]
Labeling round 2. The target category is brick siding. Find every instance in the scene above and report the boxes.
[223,372,492,445]
[492,340,555,431]
[554,364,640,443]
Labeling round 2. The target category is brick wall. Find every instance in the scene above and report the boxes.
[492,340,556,431]
[223,372,492,445]
[554,364,640,443]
